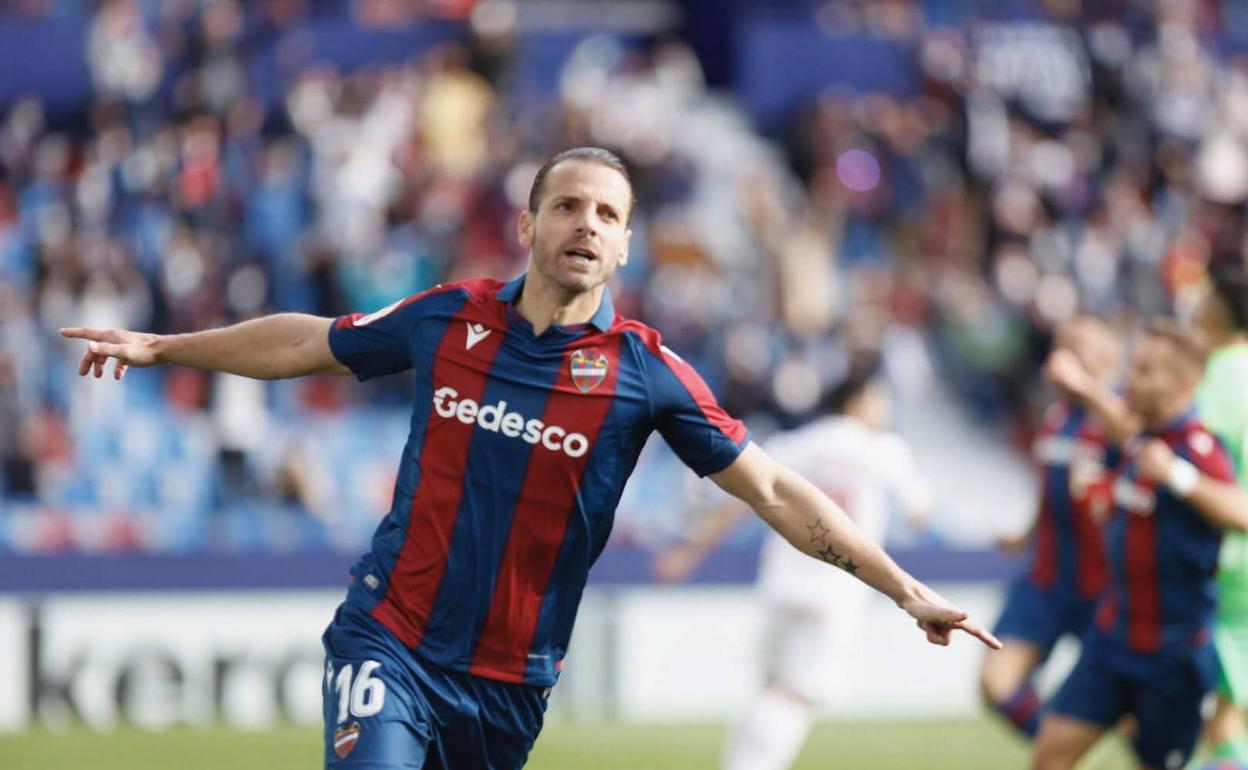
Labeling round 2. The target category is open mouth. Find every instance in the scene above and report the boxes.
[563,247,598,265]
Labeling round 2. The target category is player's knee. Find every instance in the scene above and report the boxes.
[978,658,1016,705]
[1031,737,1077,770]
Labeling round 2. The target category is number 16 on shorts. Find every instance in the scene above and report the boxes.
[325,660,387,759]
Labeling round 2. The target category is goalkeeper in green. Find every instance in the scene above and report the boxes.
[1193,261,1248,767]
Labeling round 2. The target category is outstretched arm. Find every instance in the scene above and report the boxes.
[710,443,1001,649]
[61,314,351,381]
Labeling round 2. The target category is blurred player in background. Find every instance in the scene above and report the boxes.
[1189,263,1248,768]
[1036,320,1248,770]
[653,358,931,770]
[59,147,999,770]
[979,316,1121,740]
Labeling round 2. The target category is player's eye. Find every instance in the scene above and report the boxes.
[555,201,573,211]
[601,208,618,222]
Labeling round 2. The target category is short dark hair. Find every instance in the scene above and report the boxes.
[527,147,636,223]
[1210,261,1248,332]
[819,355,883,415]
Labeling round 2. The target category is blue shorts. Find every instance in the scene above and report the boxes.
[1049,637,1217,769]
[321,602,548,770]
[993,577,1096,655]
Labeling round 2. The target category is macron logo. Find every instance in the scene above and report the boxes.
[466,322,492,350]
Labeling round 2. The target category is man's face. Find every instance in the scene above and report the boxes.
[1125,335,1191,423]
[519,160,632,297]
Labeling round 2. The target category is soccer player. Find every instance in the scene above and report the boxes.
[1190,263,1248,767]
[979,315,1121,741]
[1035,320,1248,770]
[61,147,999,770]
[653,359,931,770]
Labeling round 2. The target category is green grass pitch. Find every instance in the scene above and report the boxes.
[0,719,1136,769]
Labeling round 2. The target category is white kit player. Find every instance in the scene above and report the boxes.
[654,360,931,770]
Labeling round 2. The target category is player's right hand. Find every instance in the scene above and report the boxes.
[1043,348,1096,398]
[900,582,1002,650]
[60,327,160,380]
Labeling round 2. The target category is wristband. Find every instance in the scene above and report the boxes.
[1166,458,1199,498]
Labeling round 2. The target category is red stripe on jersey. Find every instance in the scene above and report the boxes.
[468,335,623,682]
[370,299,509,649]
[1073,422,1109,598]
[1124,499,1161,653]
[1095,592,1117,631]
[1072,494,1108,599]
[1030,491,1056,588]
[660,347,748,445]
[613,319,746,446]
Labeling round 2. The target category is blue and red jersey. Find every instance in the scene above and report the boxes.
[1027,402,1112,600]
[328,275,750,687]
[1094,411,1236,656]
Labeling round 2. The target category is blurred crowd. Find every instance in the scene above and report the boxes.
[4,0,1248,553]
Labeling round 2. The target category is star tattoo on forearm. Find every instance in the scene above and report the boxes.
[807,519,860,575]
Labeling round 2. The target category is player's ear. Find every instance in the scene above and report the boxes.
[518,210,534,250]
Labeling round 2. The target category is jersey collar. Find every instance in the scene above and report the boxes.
[497,273,616,332]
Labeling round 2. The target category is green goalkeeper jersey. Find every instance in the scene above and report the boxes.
[1196,341,1248,616]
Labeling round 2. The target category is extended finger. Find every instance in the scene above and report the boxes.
[956,618,1002,650]
[61,327,116,342]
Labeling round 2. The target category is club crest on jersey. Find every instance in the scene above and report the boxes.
[334,721,362,758]
[570,349,609,393]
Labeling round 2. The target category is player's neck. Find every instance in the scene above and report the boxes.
[1144,399,1191,432]
[515,275,605,336]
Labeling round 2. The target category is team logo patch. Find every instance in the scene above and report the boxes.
[570,349,609,393]
[334,721,362,759]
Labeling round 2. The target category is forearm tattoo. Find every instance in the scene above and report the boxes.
[806,519,859,575]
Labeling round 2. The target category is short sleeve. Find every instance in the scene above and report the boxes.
[329,295,427,381]
[646,343,750,477]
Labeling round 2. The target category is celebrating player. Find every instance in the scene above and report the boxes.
[1035,320,1248,770]
[61,147,999,770]
[653,358,931,770]
[979,315,1121,740]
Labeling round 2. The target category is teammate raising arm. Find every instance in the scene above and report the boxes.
[1034,320,1248,770]
[979,316,1121,741]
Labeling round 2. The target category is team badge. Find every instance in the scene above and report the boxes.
[334,721,362,758]
[569,349,609,393]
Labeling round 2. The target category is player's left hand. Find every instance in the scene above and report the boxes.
[899,583,1002,650]
[1135,439,1175,484]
